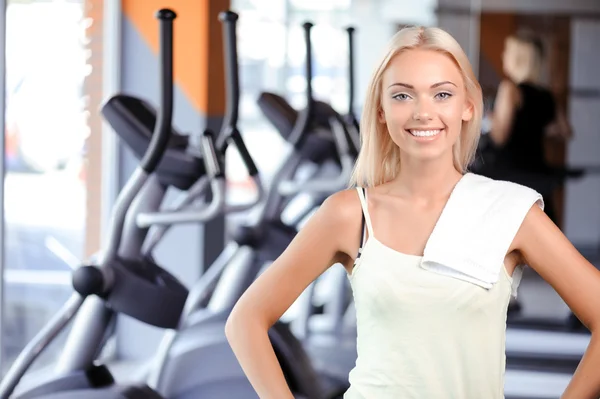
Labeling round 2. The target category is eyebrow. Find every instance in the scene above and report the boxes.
[387,81,457,89]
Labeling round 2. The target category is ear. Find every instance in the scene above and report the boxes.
[462,100,474,122]
[377,107,386,124]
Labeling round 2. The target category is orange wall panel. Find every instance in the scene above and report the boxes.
[479,13,517,79]
[122,0,228,116]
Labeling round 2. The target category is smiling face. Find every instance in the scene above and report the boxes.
[379,48,473,165]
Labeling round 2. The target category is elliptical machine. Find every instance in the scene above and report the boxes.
[0,10,183,399]
[278,24,361,390]
[0,9,253,399]
[135,13,355,399]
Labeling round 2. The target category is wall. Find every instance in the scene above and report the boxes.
[564,19,600,247]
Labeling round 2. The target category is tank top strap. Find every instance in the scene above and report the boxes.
[355,187,374,239]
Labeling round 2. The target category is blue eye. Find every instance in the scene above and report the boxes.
[436,92,452,100]
[393,93,410,101]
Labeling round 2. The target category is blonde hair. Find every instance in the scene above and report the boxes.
[348,26,483,188]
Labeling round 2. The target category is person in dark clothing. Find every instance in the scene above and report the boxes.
[479,31,576,318]
[496,83,556,172]
[484,31,572,224]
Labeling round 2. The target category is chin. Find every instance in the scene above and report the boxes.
[405,146,454,163]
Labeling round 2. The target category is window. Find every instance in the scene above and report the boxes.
[2,0,91,375]
[228,0,352,189]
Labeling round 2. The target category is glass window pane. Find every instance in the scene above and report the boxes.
[3,0,88,375]
[227,0,291,204]
[228,0,353,199]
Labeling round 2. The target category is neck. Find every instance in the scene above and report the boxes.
[391,154,463,201]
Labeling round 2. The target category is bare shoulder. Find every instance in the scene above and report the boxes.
[320,188,363,222]
[314,188,364,261]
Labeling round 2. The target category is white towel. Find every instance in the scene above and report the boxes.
[420,173,544,295]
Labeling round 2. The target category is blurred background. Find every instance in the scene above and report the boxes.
[0,0,598,397]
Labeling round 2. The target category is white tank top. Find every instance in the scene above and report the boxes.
[344,186,515,399]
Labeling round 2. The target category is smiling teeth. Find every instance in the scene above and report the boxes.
[410,129,441,137]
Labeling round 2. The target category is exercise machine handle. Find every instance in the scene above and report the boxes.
[140,173,264,247]
[219,11,240,130]
[217,10,259,177]
[288,22,315,148]
[345,26,360,154]
[278,116,354,196]
[217,10,260,190]
[346,26,356,120]
[141,130,264,250]
[136,179,225,227]
[200,130,223,179]
[346,26,360,137]
[227,127,259,177]
[140,9,176,174]
[302,22,314,111]
[136,131,225,227]
[136,179,226,227]
[217,9,259,177]
[133,10,264,235]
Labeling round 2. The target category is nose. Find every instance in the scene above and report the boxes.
[413,98,434,121]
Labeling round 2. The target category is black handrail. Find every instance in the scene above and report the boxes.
[218,10,259,177]
[287,22,315,149]
[140,9,176,173]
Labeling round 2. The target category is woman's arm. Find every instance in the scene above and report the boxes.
[489,79,520,147]
[225,189,361,399]
[514,205,600,399]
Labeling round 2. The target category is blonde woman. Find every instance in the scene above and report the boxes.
[225,26,600,399]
